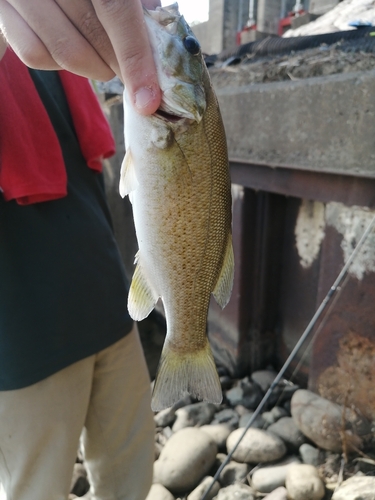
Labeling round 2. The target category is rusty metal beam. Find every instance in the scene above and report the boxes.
[230,160,375,208]
[208,187,286,377]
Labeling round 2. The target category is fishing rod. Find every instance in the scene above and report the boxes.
[201,212,375,500]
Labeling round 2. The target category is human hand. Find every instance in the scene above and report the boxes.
[0,0,161,114]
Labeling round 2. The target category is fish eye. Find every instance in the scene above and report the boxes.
[183,36,201,56]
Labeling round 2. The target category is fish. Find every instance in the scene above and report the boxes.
[120,3,234,411]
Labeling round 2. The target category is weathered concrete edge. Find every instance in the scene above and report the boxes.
[215,69,375,179]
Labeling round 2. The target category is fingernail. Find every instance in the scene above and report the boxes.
[134,86,155,110]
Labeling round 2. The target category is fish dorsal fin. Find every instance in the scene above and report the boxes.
[119,148,139,199]
[128,255,159,321]
[212,234,234,309]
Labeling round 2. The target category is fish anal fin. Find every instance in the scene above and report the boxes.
[128,259,158,321]
[119,148,139,199]
[151,341,222,411]
[212,234,234,309]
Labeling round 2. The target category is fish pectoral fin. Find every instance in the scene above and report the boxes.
[128,260,159,321]
[212,233,234,309]
[151,340,222,411]
[119,148,139,199]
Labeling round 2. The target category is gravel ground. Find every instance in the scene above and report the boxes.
[209,42,375,90]
[69,368,375,500]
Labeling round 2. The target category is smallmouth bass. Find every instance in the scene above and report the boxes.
[120,3,234,411]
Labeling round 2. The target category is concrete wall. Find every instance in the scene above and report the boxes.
[257,0,281,35]
[215,69,375,178]
[192,0,250,55]
[309,0,340,16]
[191,21,212,54]
[194,0,302,54]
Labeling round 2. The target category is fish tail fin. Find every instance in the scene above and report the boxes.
[151,340,222,412]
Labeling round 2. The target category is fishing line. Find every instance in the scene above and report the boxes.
[201,212,375,500]
[249,271,351,433]
[276,263,353,399]
[266,268,349,411]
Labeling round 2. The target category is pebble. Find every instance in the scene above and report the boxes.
[70,463,90,497]
[283,400,291,414]
[172,395,193,409]
[146,484,175,500]
[291,389,370,452]
[262,407,290,426]
[263,486,288,500]
[155,441,163,460]
[261,411,276,426]
[235,404,251,416]
[331,475,375,500]
[154,407,176,428]
[70,370,371,500]
[200,424,232,450]
[267,417,306,452]
[220,375,233,390]
[156,428,218,493]
[225,386,246,407]
[219,461,250,486]
[240,377,264,409]
[269,383,299,407]
[211,453,227,474]
[271,406,290,420]
[187,476,220,500]
[299,443,320,466]
[238,411,266,429]
[251,370,278,392]
[285,464,325,500]
[227,428,287,463]
[211,408,239,428]
[214,483,256,500]
[153,460,163,484]
[251,456,301,493]
[172,402,217,432]
[225,380,263,409]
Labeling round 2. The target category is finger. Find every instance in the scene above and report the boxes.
[55,0,120,77]
[0,0,60,70]
[92,0,161,115]
[142,0,161,8]
[4,0,115,80]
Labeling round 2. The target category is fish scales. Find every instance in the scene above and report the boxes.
[120,3,234,411]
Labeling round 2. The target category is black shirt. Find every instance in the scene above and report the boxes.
[0,70,133,390]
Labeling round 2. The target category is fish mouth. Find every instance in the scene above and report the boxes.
[156,85,206,123]
[154,108,185,123]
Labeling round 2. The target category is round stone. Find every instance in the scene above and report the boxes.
[331,476,375,500]
[226,428,287,463]
[215,483,256,500]
[285,464,325,500]
[156,428,218,493]
[200,424,232,449]
[291,390,370,452]
[251,456,301,493]
[267,417,306,451]
[145,484,175,500]
[187,476,220,500]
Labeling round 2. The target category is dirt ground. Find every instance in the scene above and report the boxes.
[209,43,375,89]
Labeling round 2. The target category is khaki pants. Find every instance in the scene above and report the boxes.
[0,327,154,500]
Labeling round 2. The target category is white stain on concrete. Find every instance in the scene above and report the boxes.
[295,200,326,268]
[326,202,375,280]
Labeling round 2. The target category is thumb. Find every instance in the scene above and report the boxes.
[92,0,161,115]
